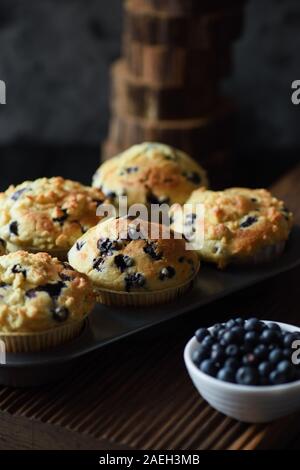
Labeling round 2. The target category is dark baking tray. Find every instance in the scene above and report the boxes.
[2,226,300,387]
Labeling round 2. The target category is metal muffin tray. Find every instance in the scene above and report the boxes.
[2,226,300,387]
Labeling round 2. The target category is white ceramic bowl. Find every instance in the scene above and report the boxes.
[184,321,300,423]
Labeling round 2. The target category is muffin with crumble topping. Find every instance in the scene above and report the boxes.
[0,251,95,352]
[170,188,294,269]
[68,217,200,306]
[92,142,208,207]
[0,177,107,260]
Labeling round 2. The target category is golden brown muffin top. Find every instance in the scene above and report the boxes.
[68,217,200,292]
[0,177,107,252]
[93,142,208,207]
[0,251,95,333]
[171,187,294,268]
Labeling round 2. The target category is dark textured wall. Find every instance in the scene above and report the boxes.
[226,0,300,152]
[0,0,122,144]
[0,0,299,178]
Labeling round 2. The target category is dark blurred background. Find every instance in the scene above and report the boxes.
[0,0,299,190]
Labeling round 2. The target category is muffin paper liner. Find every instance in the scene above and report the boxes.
[235,241,287,265]
[0,319,85,353]
[95,272,198,307]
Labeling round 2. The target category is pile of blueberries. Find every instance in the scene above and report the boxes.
[192,318,300,386]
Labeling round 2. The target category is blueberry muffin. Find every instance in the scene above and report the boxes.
[170,188,294,269]
[0,251,95,352]
[93,142,208,207]
[0,177,107,260]
[68,217,200,306]
[0,239,7,256]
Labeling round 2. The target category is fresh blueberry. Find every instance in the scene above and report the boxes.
[217,368,236,383]
[210,348,226,365]
[258,361,274,377]
[159,266,176,281]
[218,330,232,345]
[253,344,269,361]
[283,348,292,360]
[211,343,224,353]
[199,359,218,377]
[269,370,288,385]
[225,344,240,358]
[283,333,299,348]
[201,335,215,349]
[217,328,226,340]
[219,337,228,348]
[269,348,284,365]
[276,360,294,379]
[268,323,281,332]
[211,324,224,338]
[225,319,236,329]
[222,327,244,345]
[242,353,258,366]
[260,329,281,345]
[236,367,259,385]
[244,331,259,345]
[192,347,210,365]
[195,328,210,343]
[244,318,264,332]
[234,318,245,326]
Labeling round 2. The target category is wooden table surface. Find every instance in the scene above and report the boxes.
[0,165,300,450]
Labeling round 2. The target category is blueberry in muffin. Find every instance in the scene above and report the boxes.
[68,217,200,306]
[0,177,108,260]
[170,188,294,268]
[92,142,208,208]
[0,251,96,352]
